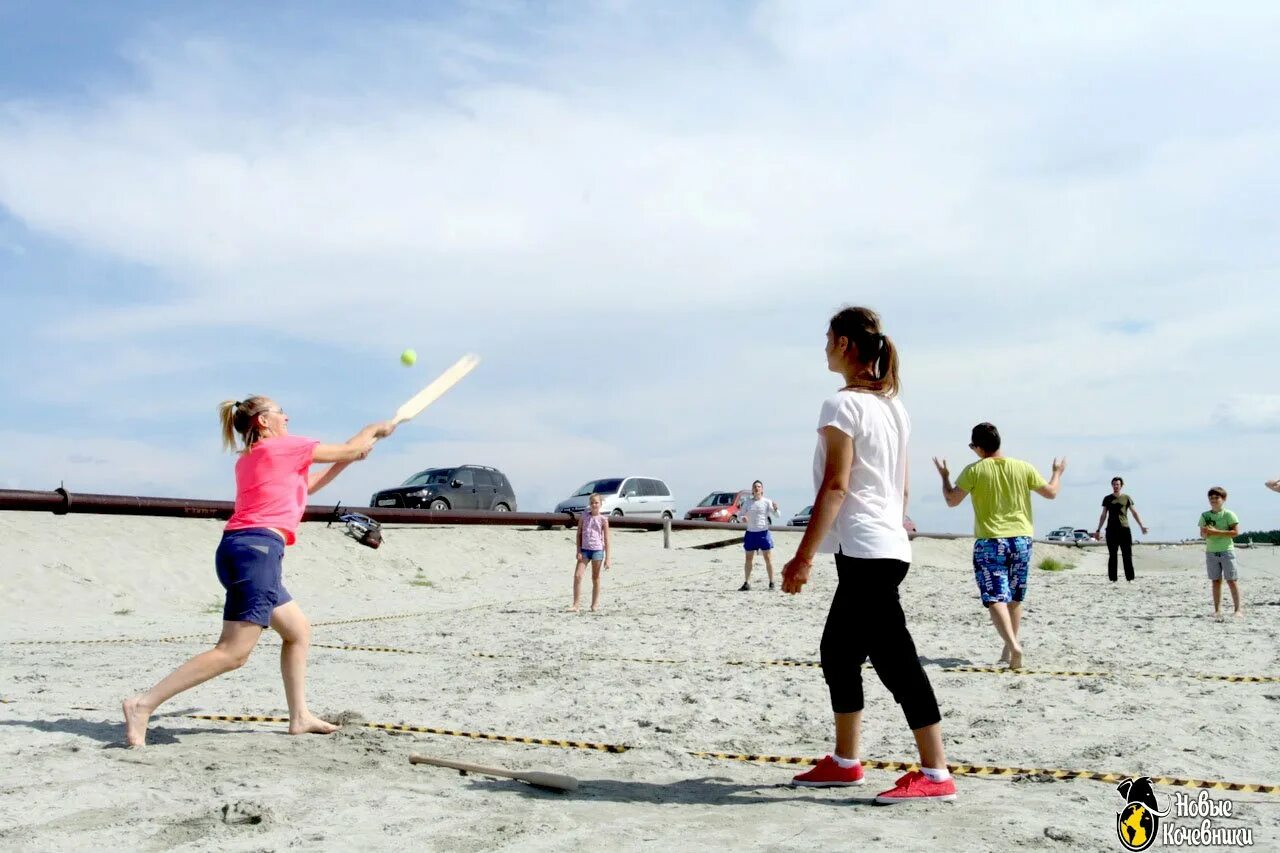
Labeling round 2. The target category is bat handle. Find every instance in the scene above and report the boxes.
[371,416,407,447]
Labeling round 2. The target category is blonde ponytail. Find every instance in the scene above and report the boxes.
[218,396,273,452]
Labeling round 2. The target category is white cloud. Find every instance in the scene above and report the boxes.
[1215,395,1280,434]
[2,2,1279,539]
[0,431,226,498]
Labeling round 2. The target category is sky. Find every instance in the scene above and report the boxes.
[1,1,1279,540]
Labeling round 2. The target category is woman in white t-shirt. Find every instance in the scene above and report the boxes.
[781,306,955,804]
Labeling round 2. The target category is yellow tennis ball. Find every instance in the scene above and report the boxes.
[400,348,417,367]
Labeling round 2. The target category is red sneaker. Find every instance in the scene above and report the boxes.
[874,770,957,803]
[790,755,865,787]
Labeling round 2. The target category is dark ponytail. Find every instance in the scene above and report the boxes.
[829,306,900,397]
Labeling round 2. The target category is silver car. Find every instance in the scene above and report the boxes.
[555,476,676,518]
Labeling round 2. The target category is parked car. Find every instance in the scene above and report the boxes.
[1072,529,1093,543]
[789,505,813,527]
[555,476,676,518]
[685,490,749,523]
[370,465,517,512]
[1046,527,1076,543]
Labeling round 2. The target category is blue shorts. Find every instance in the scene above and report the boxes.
[216,528,291,626]
[972,536,1031,605]
[744,530,774,552]
[579,549,605,562]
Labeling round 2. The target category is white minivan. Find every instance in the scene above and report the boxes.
[555,476,676,518]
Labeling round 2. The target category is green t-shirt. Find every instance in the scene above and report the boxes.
[1102,494,1134,530]
[955,457,1048,539]
[1199,508,1239,553]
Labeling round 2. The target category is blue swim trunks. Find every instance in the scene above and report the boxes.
[215,528,291,626]
[579,549,605,561]
[972,536,1031,605]
[744,530,774,552]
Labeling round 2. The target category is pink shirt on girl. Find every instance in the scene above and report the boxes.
[580,513,607,551]
[224,434,320,545]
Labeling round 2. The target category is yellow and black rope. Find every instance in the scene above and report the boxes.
[187,714,628,753]
[185,713,1279,795]
[691,750,1280,795]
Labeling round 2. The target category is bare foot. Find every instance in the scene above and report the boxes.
[998,645,1011,665]
[122,696,152,748]
[288,714,339,735]
[590,605,601,613]
[1007,648,1024,671]
[1233,610,1244,620]
[568,605,580,613]
[1212,611,1224,621]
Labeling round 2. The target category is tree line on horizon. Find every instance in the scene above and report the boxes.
[1236,530,1280,545]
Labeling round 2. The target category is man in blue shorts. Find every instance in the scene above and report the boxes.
[739,480,780,591]
[933,423,1065,669]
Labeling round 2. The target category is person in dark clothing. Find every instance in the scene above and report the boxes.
[1094,477,1149,582]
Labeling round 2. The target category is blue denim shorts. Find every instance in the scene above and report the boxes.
[579,549,605,562]
[216,528,291,626]
[972,536,1031,605]
[744,530,774,552]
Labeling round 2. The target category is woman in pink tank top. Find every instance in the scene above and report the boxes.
[123,396,395,747]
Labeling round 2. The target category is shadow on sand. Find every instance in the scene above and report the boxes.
[426,773,890,807]
[0,709,249,748]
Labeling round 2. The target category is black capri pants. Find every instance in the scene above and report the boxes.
[820,552,942,731]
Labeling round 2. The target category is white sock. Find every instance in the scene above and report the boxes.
[921,766,951,782]
[831,754,859,769]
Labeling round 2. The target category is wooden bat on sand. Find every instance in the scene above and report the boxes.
[408,754,579,792]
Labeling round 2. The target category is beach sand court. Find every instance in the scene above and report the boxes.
[2,513,1277,851]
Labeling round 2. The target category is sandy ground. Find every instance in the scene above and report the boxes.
[1,512,1277,851]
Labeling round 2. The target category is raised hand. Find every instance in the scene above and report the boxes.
[932,457,950,480]
[1051,457,1067,474]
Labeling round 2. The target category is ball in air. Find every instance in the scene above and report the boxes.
[400,348,417,367]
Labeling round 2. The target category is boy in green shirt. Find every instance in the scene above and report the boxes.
[1199,486,1242,619]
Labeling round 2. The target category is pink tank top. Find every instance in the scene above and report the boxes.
[224,434,320,545]
[580,513,606,550]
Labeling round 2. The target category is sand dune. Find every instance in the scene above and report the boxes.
[1,512,1277,851]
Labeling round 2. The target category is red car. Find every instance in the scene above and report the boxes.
[685,490,749,523]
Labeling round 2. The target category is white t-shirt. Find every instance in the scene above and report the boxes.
[811,389,911,562]
[742,496,776,532]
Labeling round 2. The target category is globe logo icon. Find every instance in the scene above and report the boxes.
[1117,802,1156,851]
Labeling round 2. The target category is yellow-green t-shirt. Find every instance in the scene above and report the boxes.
[955,457,1048,539]
[1198,509,1238,554]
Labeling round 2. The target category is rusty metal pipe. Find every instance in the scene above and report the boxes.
[0,489,1006,538]
[0,488,797,531]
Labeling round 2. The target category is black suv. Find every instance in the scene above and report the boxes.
[370,465,518,512]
